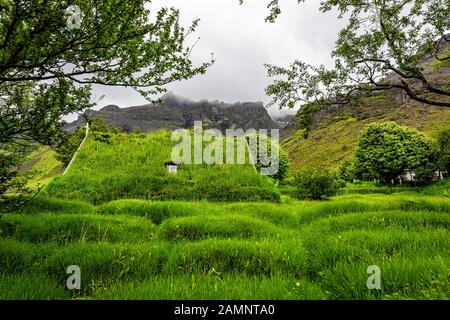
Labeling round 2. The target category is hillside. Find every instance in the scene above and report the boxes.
[282,39,450,171]
[282,98,450,170]
[44,131,279,204]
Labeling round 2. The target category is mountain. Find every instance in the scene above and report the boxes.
[282,38,450,171]
[66,93,278,133]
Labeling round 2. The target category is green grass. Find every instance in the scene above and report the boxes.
[24,146,64,189]
[0,192,448,300]
[2,131,449,300]
[43,131,279,204]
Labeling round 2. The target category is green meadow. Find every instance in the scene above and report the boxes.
[0,132,449,300]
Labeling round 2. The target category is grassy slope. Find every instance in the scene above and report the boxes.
[21,146,64,188]
[0,192,448,299]
[44,131,279,204]
[283,96,450,171]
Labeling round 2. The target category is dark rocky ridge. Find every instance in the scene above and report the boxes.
[66,93,278,133]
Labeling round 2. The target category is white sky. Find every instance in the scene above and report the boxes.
[90,0,347,118]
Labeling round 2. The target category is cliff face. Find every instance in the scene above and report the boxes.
[66,94,278,133]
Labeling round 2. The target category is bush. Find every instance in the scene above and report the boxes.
[0,144,36,197]
[436,127,450,176]
[338,160,355,182]
[55,127,86,166]
[293,167,340,200]
[336,179,347,189]
[354,122,434,185]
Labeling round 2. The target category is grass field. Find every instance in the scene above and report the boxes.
[0,192,448,300]
[0,131,448,300]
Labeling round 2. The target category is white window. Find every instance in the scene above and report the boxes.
[168,165,177,174]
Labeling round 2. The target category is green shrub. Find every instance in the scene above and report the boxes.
[293,167,339,200]
[338,160,355,182]
[55,126,86,167]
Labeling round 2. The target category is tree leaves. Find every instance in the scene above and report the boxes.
[262,0,450,109]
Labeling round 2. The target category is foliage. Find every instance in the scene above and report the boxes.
[338,160,355,182]
[293,167,340,200]
[354,122,435,185]
[436,127,450,175]
[247,132,289,182]
[55,127,86,167]
[0,143,38,196]
[261,0,450,108]
[0,1,211,96]
[0,0,211,195]
[89,117,110,134]
[274,151,290,182]
[296,103,322,138]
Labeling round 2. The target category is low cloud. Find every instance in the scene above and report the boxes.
[89,0,346,119]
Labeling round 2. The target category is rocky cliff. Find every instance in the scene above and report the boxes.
[66,93,278,133]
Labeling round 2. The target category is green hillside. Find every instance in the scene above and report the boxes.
[44,131,280,204]
[18,147,64,189]
[282,95,450,171]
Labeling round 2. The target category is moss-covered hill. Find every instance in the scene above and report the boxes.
[281,95,450,171]
[44,131,280,204]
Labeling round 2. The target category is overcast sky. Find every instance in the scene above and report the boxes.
[90,0,347,118]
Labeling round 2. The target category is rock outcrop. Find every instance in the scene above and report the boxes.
[66,93,278,133]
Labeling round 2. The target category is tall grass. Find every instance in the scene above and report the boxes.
[0,192,448,300]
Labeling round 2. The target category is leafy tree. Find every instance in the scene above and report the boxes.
[89,116,110,134]
[354,122,434,184]
[0,0,211,193]
[248,132,289,182]
[436,127,450,176]
[270,149,289,183]
[338,160,356,182]
[293,167,340,200]
[247,0,450,108]
[296,102,322,138]
[0,143,37,196]
[55,127,86,167]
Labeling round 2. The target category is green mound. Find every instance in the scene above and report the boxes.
[158,214,279,241]
[44,131,280,204]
